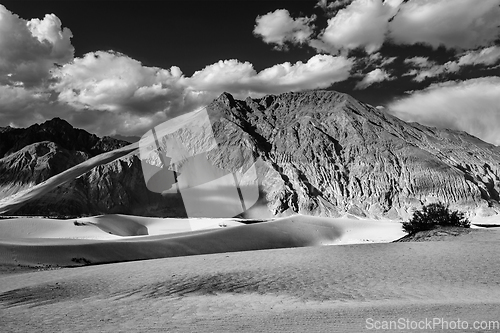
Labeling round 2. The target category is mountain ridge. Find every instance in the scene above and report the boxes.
[204,90,500,219]
[0,90,499,220]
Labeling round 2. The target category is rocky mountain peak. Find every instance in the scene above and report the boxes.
[40,117,73,129]
[216,92,237,108]
[203,90,500,219]
[0,118,128,159]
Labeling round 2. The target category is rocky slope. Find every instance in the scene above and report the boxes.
[204,90,500,220]
[1,91,500,219]
[0,119,181,217]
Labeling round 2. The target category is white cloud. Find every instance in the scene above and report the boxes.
[403,57,457,82]
[405,63,455,83]
[266,0,500,55]
[253,9,315,48]
[0,5,73,87]
[316,0,355,16]
[1,45,352,137]
[188,54,353,97]
[319,0,402,54]
[404,57,431,67]
[51,51,193,115]
[457,46,500,67]
[411,67,448,83]
[355,68,393,89]
[380,56,396,66]
[0,4,348,137]
[403,46,500,82]
[390,0,500,50]
[367,53,397,67]
[388,77,500,145]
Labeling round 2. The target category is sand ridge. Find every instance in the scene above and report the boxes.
[0,215,405,269]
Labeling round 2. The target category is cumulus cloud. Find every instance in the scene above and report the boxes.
[0,5,73,87]
[253,9,315,48]
[318,0,402,54]
[1,42,353,136]
[390,0,500,50]
[388,77,500,145]
[188,54,353,97]
[355,68,393,89]
[51,51,191,114]
[260,0,500,55]
[53,51,353,115]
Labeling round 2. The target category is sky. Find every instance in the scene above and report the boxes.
[0,0,499,145]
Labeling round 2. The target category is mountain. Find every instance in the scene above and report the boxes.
[0,118,127,158]
[1,91,499,220]
[111,134,140,143]
[204,90,500,220]
[0,118,183,217]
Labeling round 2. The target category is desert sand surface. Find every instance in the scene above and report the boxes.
[0,215,405,269]
[0,227,499,332]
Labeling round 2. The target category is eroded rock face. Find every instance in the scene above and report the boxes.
[1,91,500,219]
[202,90,500,219]
[12,153,185,217]
[0,118,178,217]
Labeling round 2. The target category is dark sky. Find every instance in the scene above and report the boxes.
[2,1,319,74]
[0,0,499,144]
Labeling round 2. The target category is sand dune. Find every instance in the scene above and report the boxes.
[0,215,404,269]
[0,214,245,239]
[0,228,499,332]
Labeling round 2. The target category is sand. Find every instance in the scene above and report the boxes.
[0,226,499,332]
[0,215,405,269]
[1,214,498,332]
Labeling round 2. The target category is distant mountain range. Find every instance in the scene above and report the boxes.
[1,90,499,220]
[0,118,182,217]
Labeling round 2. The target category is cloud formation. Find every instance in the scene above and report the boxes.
[402,57,452,82]
[355,68,392,89]
[1,48,353,137]
[260,0,500,54]
[188,54,353,97]
[456,46,500,67]
[388,77,500,145]
[390,0,500,50]
[51,51,188,114]
[0,5,73,88]
[403,46,500,82]
[318,0,402,53]
[315,0,355,16]
[0,5,356,137]
[253,9,315,48]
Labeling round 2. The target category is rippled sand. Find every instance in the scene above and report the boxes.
[0,222,498,332]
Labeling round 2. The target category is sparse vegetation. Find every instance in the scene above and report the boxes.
[402,202,470,234]
[71,257,92,265]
